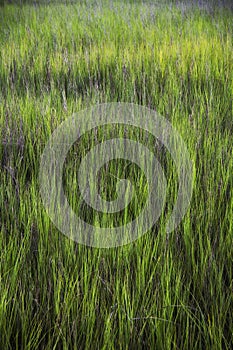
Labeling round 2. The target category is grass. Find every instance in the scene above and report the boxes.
[0,0,233,349]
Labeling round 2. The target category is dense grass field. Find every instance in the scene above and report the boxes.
[0,0,233,349]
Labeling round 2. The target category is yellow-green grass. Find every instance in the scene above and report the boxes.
[0,1,232,349]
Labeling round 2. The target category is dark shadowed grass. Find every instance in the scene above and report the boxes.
[0,1,232,349]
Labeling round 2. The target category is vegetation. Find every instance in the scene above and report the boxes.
[0,0,232,349]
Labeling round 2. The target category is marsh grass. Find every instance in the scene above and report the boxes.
[0,1,232,349]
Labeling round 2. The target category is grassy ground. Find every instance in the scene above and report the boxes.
[0,0,232,349]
